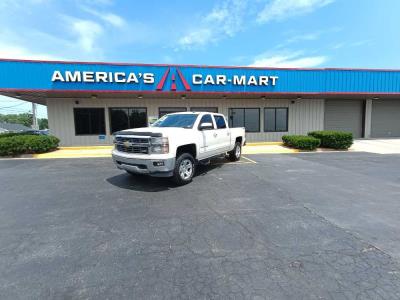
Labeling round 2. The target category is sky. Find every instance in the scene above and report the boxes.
[0,0,399,119]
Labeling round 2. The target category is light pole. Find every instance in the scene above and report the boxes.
[32,103,39,130]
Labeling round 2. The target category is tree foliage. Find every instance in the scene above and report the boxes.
[38,118,48,130]
[0,113,33,127]
[0,113,48,130]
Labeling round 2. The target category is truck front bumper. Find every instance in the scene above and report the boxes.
[112,152,175,177]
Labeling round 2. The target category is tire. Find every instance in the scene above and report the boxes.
[172,153,196,185]
[228,142,241,162]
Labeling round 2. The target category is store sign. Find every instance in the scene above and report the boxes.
[4,59,398,95]
[51,67,279,92]
[51,71,155,84]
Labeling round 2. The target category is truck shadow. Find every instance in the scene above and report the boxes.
[106,159,224,192]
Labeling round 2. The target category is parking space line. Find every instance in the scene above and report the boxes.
[241,156,257,164]
[209,155,257,166]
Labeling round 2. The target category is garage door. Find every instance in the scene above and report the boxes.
[371,100,400,137]
[324,100,364,138]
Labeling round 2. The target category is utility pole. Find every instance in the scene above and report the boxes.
[32,102,39,130]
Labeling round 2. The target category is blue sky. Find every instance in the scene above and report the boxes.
[0,0,399,118]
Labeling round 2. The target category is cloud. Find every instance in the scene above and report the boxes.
[0,28,67,60]
[178,29,214,48]
[286,32,320,44]
[349,39,372,47]
[0,42,63,60]
[249,52,327,68]
[257,0,334,23]
[65,17,104,53]
[177,0,334,50]
[178,0,248,49]
[81,6,126,28]
[79,0,114,5]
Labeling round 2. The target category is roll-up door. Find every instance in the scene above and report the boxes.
[371,100,400,137]
[324,100,364,138]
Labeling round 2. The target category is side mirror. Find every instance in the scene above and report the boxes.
[199,122,214,130]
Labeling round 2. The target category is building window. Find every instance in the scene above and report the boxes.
[264,108,288,132]
[159,107,187,118]
[190,107,218,113]
[109,107,147,134]
[214,115,227,129]
[229,108,260,132]
[74,108,105,135]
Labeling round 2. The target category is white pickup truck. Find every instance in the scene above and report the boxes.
[112,112,246,185]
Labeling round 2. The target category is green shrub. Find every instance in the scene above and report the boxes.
[0,132,36,139]
[0,134,60,156]
[308,131,353,149]
[282,135,320,150]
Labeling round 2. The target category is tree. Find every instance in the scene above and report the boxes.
[38,118,48,130]
[0,113,33,127]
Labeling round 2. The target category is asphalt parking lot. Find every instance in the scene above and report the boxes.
[1,153,400,299]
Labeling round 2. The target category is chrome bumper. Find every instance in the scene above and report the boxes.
[112,153,175,177]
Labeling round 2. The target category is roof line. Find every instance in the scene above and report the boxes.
[1,58,400,72]
[1,88,400,96]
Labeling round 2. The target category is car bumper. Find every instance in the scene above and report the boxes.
[112,152,175,177]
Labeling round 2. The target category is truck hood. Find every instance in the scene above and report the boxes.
[116,127,191,137]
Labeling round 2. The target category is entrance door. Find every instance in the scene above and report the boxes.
[324,100,364,138]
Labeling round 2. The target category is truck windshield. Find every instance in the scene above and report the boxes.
[152,114,199,128]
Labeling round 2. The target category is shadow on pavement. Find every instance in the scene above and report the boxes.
[106,173,174,192]
[106,160,223,192]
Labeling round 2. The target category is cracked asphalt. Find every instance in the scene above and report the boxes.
[1,152,400,299]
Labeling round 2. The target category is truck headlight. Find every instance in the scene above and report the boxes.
[150,137,169,154]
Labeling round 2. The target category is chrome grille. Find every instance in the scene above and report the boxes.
[115,136,150,154]
[115,137,150,144]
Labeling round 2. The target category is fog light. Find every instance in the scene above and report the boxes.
[153,161,165,167]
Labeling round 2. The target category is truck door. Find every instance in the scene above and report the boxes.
[197,114,218,158]
[213,115,231,152]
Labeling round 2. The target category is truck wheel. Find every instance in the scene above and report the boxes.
[173,153,195,185]
[228,142,241,162]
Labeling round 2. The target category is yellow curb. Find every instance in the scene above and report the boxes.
[59,146,113,150]
[60,143,283,149]
[33,153,111,159]
[33,148,112,159]
[243,148,299,154]
[246,142,283,146]
[243,144,298,154]
[32,143,298,159]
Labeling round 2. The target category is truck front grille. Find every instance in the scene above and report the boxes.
[115,136,150,154]
[115,137,150,144]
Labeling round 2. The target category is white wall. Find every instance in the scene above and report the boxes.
[47,97,325,146]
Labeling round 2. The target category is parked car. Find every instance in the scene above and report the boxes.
[25,129,49,135]
[112,112,246,185]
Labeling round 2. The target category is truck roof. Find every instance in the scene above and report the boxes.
[167,111,223,116]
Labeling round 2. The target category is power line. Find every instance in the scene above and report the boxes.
[0,102,27,109]
[0,108,32,114]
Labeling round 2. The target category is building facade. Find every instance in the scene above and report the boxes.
[0,59,399,146]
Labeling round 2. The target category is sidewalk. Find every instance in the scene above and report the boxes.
[350,139,400,154]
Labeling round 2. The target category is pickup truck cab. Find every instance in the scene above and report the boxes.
[112,112,246,185]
